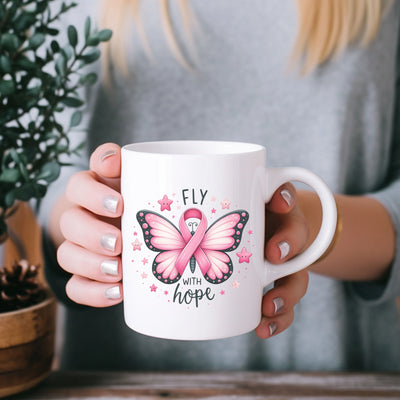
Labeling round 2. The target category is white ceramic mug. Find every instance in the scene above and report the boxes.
[121,140,337,340]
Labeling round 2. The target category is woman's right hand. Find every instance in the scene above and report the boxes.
[57,143,124,307]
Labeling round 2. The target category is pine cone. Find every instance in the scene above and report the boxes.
[0,260,46,313]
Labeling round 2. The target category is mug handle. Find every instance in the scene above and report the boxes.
[262,167,337,287]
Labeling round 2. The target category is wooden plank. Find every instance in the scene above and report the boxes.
[11,371,400,399]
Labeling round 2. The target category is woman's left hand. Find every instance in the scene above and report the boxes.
[255,183,310,338]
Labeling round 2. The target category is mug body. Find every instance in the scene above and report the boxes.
[121,140,266,340]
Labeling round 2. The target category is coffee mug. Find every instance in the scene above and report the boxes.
[121,140,337,340]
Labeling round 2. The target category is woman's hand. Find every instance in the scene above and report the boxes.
[57,143,124,307]
[255,184,310,338]
[57,143,310,337]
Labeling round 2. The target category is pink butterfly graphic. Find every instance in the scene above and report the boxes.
[136,208,249,284]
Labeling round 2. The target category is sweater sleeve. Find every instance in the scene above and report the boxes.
[349,28,400,305]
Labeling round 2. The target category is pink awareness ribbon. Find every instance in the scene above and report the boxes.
[175,208,211,276]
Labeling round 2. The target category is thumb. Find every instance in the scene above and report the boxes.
[89,143,121,179]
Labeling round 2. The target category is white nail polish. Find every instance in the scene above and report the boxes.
[278,241,290,259]
[101,150,116,161]
[105,286,121,299]
[280,189,292,207]
[269,322,278,336]
[100,259,119,276]
[100,233,117,252]
[103,196,119,213]
[273,297,285,314]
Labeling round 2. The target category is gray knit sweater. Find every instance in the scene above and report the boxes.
[41,0,400,371]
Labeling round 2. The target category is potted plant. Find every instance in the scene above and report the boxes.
[0,0,111,396]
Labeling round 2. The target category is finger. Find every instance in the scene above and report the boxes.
[66,275,123,307]
[265,208,309,263]
[57,240,122,283]
[66,170,123,217]
[261,269,309,317]
[266,183,296,214]
[89,143,121,179]
[60,206,122,256]
[255,309,295,339]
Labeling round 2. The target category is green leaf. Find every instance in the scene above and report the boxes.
[55,122,63,133]
[70,110,83,127]
[67,25,78,48]
[26,85,41,97]
[80,48,101,64]
[84,17,91,42]
[62,44,74,60]
[14,11,36,31]
[55,54,66,76]
[0,56,11,73]
[61,97,84,107]
[28,33,45,49]
[14,56,37,70]
[51,40,60,53]
[1,34,20,53]
[36,161,61,182]
[0,80,15,96]
[79,72,97,85]
[5,191,15,208]
[36,1,48,13]
[14,182,47,201]
[98,29,113,42]
[0,169,20,183]
[86,34,100,47]
[37,26,59,36]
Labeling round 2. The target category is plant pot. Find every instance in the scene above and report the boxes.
[0,291,56,398]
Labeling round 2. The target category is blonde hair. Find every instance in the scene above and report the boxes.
[100,0,388,80]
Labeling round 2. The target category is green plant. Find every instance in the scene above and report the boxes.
[0,0,112,240]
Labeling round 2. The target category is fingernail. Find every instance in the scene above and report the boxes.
[269,322,278,337]
[105,285,121,299]
[100,233,117,252]
[103,195,119,213]
[280,189,292,207]
[273,297,284,314]
[100,259,119,276]
[101,150,116,161]
[278,241,290,259]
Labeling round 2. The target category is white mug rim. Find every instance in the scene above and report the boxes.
[122,140,264,156]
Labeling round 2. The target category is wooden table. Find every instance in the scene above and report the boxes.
[11,371,400,399]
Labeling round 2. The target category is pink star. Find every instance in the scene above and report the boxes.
[220,290,225,295]
[141,272,148,279]
[232,280,240,288]
[133,231,138,236]
[158,194,173,211]
[150,284,157,292]
[248,230,253,235]
[236,247,252,263]
[221,199,231,209]
[164,290,169,295]
[131,239,142,251]
[142,257,148,265]
[211,208,216,214]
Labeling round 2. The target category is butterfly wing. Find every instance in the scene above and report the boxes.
[201,210,249,284]
[136,210,185,284]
